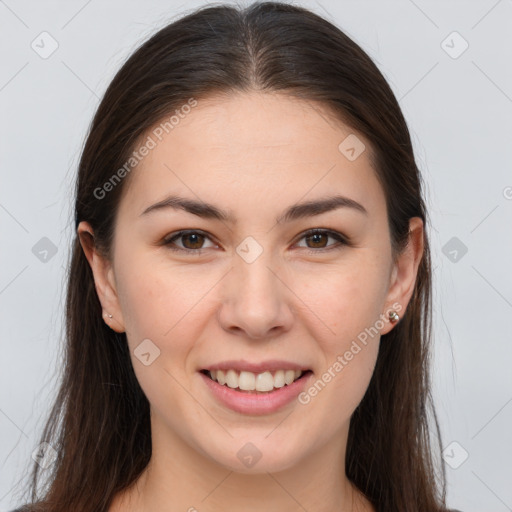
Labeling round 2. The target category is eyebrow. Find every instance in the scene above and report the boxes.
[140,194,368,223]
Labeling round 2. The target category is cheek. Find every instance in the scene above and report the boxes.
[298,253,386,408]
[300,270,382,422]
[116,269,176,341]
[303,252,389,344]
[113,247,220,353]
[112,252,212,412]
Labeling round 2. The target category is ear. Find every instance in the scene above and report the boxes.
[77,221,126,333]
[380,217,424,335]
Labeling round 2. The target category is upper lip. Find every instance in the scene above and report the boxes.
[201,359,310,374]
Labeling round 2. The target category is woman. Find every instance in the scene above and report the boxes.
[14,2,462,511]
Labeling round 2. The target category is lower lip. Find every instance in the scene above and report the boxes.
[199,371,313,415]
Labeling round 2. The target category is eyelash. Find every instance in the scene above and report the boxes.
[162,228,350,255]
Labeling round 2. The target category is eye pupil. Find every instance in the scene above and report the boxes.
[308,233,327,248]
[183,233,204,249]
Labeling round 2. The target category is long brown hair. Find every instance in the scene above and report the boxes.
[18,2,448,511]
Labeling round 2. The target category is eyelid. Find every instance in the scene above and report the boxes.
[162,228,350,254]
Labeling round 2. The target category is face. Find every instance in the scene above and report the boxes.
[79,91,422,474]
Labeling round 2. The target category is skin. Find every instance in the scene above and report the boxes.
[78,90,423,512]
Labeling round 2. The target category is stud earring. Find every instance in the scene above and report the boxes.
[104,312,113,319]
[388,311,399,323]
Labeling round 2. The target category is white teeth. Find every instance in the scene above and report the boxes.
[284,369,295,385]
[207,368,305,391]
[225,369,238,389]
[273,370,285,388]
[216,369,226,385]
[239,371,256,390]
[255,371,274,392]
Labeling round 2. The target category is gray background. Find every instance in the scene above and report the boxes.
[1,0,511,511]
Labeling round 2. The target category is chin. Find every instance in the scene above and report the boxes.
[202,438,304,474]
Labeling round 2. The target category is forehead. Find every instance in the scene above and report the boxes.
[118,91,385,221]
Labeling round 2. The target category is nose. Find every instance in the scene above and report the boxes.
[217,249,295,340]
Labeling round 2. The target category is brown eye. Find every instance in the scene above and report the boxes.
[180,232,205,249]
[305,232,329,248]
[162,228,349,255]
[296,229,348,253]
[163,230,216,253]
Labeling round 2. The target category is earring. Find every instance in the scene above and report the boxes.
[388,311,399,323]
[104,312,113,319]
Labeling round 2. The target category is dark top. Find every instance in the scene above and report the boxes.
[9,508,464,512]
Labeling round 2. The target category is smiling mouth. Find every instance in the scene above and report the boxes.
[200,368,313,394]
